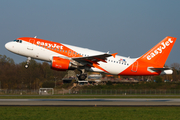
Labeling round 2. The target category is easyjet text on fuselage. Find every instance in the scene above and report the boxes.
[36,41,63,49]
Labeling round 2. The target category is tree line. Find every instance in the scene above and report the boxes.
[0,55,67,89]
[0,54,180,89]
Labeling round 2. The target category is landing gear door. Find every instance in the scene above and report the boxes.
[27,39,35,50]
[131,61,138,72]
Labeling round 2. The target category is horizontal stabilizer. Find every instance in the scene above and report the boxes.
[149,67,172,71]
[148,67,173,75]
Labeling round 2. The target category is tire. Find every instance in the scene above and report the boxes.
[25,64,29,69]
[78,74,87,80]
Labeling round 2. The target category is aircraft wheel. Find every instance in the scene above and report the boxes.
[78,74,87,80]
[25,64,29,69]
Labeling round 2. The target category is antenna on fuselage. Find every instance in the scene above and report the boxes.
[34,36,37,38]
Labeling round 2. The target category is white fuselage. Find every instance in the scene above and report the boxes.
[5,40,137,75]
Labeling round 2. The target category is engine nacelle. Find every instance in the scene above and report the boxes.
[51,57,75,71]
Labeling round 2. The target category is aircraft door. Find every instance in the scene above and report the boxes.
[131,61,138,72]
[27,39,35,50]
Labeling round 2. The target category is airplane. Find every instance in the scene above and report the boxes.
[5,36,176,80]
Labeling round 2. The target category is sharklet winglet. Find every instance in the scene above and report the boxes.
[111,53,118,58]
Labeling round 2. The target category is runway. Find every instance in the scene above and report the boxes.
[1,98,180,106]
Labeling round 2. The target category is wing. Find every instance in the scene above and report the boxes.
[72,53,118,66]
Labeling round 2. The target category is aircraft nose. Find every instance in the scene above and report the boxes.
[5,42,10,50]
[5,42,13,51]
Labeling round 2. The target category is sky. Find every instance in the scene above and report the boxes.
[0,0,179,66]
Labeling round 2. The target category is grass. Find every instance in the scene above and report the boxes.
[0,107,180,120]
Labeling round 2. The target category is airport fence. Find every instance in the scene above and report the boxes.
[0,89,39,95]
[1,89,180,95]
[70,89,180,95]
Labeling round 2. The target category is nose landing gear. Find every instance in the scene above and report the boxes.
[25,57,31,69]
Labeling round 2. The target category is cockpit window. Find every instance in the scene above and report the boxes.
[14,40,22,43]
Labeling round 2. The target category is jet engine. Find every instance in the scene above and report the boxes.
[51,56,76,71]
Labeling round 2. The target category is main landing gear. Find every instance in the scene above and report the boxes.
[77,69,87,80]
[25,57,31,69]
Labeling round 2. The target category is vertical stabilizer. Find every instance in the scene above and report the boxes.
[139,36,176,67]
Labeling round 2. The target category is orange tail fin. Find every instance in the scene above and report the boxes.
[139,36,176,67]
